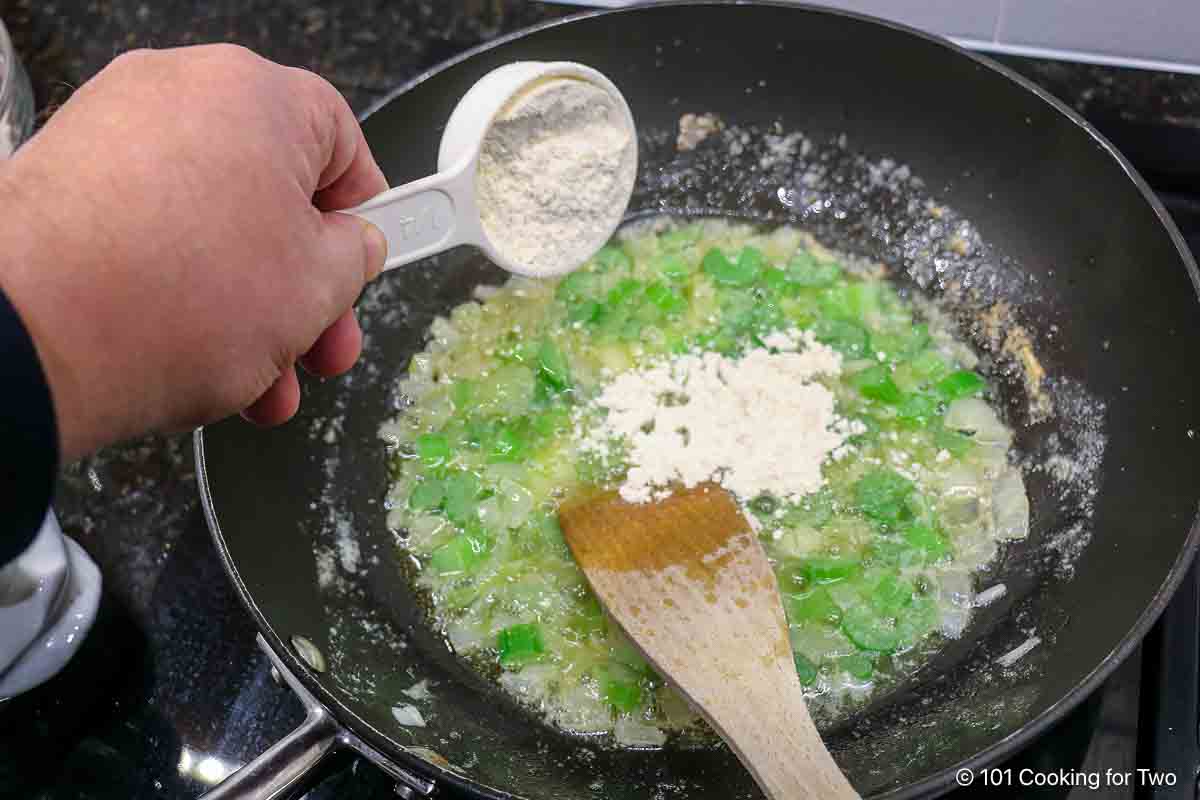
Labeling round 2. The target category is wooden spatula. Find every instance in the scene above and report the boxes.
[559,483,860,800]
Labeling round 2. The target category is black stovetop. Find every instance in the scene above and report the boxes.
[2,3,1200,799]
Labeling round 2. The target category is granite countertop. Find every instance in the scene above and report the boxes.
[2,2,1199,797]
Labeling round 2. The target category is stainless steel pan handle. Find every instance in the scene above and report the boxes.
[201,706,337,800]
[199,635,436,800]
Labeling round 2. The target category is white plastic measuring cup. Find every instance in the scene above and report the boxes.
[347,61,637,278]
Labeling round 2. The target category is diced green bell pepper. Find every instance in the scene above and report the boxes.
[845,282,883,320]
[488,424,530,463]
[777,563,810,594]
[607,277,644,307]
[794,652,819,686]
[869,574,915,616]
[759,266,790,296]
[443,472,480,524]
[430,531,489,575]
[556,271,598,303]
[415,432,451,466]
[735,246,766,275]
[568,299,604,324]
[903,523,950,562]
[701,248,759,287]
[933,427,975,457]
[598,669,644,712]
[531,407,570,437]
[654,253,691,283]
[787,587,843,626]
[452,379,474,409]
[497,623,544,666]
[896,392,940,425]
[910,349,950,382]
[409,478,445,511]
[935,370,986,401]
[536,339,571,393]
[594,246,633,273]
[786,251,842,287]
[864,537,923,569]
[782,490,834,529]
[605,680,643,712]
[870,325,931,361]
[817,285,855,320]
[854,469,915,524]
[801,556,861,585]
[895,594,940,649]
[841,606,900,653]
[840,652,875,680]
[849,365,902,404]
[644,281,687,316]
[812,318,869,358]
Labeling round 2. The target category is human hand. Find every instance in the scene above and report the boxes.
[0,44,388,461]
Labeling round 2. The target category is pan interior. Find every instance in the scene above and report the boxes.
[198,5,1200,799]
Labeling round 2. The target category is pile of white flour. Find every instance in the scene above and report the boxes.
[586,330,862,504]
[476,78,637,276]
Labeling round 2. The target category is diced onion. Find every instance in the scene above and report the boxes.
[790,623,855,660]
[447,620,488,653]
[938,571,974,608]
[407,514,450,554]
[477,479,534,530]
[773,525,822,559]
[391,704,426,727]
[944,397,1012,445]
[940,606,971,638]
[614,715,667,747]
[974,583,1007,607]
[992,469,1030,541]
[658,688,701,727]
[551,685,612,734]
[498,665,558,704]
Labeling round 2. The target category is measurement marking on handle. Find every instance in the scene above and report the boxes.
[358,188,456,263]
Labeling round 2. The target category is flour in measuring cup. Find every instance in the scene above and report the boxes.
[475,78,636,276]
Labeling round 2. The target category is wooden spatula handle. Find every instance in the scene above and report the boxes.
[560,486,860,799]
[700,660,859,800]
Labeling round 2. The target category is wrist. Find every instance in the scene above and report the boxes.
[0,160,97,461]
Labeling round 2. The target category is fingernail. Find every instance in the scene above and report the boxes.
[360,219,387,281]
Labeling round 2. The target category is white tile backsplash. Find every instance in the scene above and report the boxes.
[545,0,1200,73]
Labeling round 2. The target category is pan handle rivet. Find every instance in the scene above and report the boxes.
[290,635,328,673]
[394,784,416,799]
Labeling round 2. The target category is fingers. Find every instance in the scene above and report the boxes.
[241,366,301,427]
[315,125,389,211]
[316,211,388,318]
[300,308,363,377]
[238,65,386,431]
[289,66,389,211]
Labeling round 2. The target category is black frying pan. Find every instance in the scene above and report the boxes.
[195,3,1200,798]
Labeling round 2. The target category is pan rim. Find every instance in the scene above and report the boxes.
[198,3,1200,799]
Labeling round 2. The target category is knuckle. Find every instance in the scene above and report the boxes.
[108,48,156,72]
[206,42,259,67]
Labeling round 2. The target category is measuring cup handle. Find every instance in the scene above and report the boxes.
[343,164,479,272]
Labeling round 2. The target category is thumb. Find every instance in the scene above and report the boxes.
[316,211,388,318]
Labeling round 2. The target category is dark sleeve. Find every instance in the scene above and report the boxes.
[0,286,58,564]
